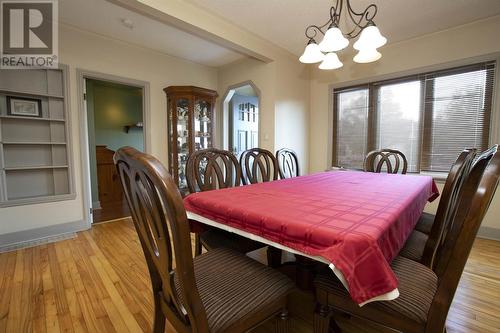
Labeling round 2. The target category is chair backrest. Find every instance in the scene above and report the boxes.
[425,145,499,332]
[363,149,408,174]
[421,149,476,267]
[186,148,241,193]
[113,147,209,332]
[240,148,279,184]
[276,148,300,179]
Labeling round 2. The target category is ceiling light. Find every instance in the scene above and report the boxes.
[299,40,325,64]
[353,25,387,51]
[353,48,381,63]
[318,26,349,52]
[300,0,387,70]
[319,52,343,70]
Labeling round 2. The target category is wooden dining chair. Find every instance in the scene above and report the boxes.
[363,149,408,174]
[414,149,477,236]
[276,148,300,179]
[400,149,476,267]
[239,148,282,266]
[186,148,266,256]
[240,148,279,184]
[114,146,294,333]
[313,144,500,333]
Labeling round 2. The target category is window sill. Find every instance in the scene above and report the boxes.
[420,171,448,182]
[328,167,449,182]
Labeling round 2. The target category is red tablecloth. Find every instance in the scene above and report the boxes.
[184,171,439,304]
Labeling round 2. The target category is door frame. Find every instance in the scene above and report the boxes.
[219,80,261,150]
[76,69,151,227]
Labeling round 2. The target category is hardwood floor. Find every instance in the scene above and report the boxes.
[92,201,130,224]
[0,218,499,333]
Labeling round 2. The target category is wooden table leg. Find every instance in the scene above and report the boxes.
[267,246,282,268]
[194,233,202,256]
[295,254,317,290]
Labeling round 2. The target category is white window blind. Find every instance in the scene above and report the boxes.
[421,63,495,171]
[333,61,496,173]
[375,80,422,172]
[334,88,369,169]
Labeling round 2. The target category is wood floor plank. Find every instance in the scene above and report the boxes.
[0,218,499,333]
[0,251,16,333]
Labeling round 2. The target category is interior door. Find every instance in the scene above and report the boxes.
[237,130,247,154]
[230,95,259,157]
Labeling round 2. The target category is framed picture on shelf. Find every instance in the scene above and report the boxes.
[6,96,42,117]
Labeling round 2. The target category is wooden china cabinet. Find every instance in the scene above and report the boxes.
[164,86,218,195]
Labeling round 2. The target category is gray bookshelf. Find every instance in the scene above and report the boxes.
[0,67,75,207]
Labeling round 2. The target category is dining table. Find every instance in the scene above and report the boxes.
[184,170,439,306]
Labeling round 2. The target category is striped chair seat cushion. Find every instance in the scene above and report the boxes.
[174,247,294,332]
[414,212,435,235]
[315,256,437,325]
[399,230,429,262]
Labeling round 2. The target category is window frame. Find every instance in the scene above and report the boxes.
[331,61,496,174]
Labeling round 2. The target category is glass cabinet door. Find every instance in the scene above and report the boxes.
[176,98,189,191]
[194,99,213,151]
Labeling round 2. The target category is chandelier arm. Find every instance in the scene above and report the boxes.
[330,0,342,26]
[305,25,324,39]
[303,0,381,42]
[345,1,378,38]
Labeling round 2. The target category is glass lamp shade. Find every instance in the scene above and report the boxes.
[318,27,349,52]
[353,48,382,63]
[318,52,343,70]
[299,42,325,63]
[353,25,387,51]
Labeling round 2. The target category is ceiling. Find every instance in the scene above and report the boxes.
[187,0,500,56]
[59,0,245,67]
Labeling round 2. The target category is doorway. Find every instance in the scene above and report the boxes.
[85,78,144,223]
[226,83,260,157]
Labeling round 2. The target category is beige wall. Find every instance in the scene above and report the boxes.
[0,24,218,236]
[217,57,310,174]
[275,57,310,175]
[309,15,500,230]
[217,58,277,152]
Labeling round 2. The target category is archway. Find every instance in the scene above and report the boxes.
[220,81,261,157]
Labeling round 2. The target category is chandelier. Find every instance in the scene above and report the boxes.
[299,0,387,70]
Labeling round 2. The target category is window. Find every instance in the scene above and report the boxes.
[376,80,422,172]
[334,88,369,169]
[333,61,495,173]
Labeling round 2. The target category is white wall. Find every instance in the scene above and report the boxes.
[0,24,218,236]
[308,15,500,231]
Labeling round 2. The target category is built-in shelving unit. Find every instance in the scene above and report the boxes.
[0,67,74,207]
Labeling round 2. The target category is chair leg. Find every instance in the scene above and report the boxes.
[275,308,289,333]
[152,295,166,333]
[329,317,342,333]
[194,233,202,256]
[314,304,338,333]
[267,246,282,268]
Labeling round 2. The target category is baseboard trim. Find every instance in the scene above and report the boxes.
[477,226,500,241]
[0,219,89,252]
